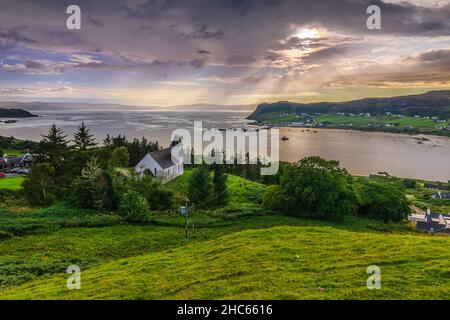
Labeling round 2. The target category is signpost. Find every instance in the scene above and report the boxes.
[181,197,189,238]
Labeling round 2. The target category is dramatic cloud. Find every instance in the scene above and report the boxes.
[0,0,449,105]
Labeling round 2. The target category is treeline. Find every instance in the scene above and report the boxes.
[22,123,169,222]
[248,90,450,120]
[262,157,411,222]
[0,136,38,156]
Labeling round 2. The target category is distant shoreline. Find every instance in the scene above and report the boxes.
[250,121,450,139]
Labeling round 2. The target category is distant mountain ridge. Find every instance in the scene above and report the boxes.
[248,90,450,120]
[0,101,253,111]
[0,108,37,118]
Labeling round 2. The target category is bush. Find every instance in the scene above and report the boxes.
[118,191,150,223]
[262,185,284,210]
[109,146,129,167]
[356,180,411,222]
[130,174,175,211]
[402,179,417,189]
[263,157,357,220]
[71,159,125,211]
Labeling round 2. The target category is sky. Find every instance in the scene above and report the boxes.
[0,0,449,106]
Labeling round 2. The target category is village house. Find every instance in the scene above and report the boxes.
[135,139,183,184]
[409,208,450,234]
[424,182,448,190]
[0,153,33,171]
[432,192,450,200]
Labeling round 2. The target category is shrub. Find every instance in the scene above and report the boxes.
[355,180,411,222]
[130,174,175,210]
[71,159,124,211]
[263,157,357,220]
[262,185,284,210]
[402,179,417,189]
[109,146,129,167]
[118,191,150,223]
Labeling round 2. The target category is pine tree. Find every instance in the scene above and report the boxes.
[37,124,69,171]
[188,167,213,208]
[74,122,97,150]
[103,134,112,147]
[213,164,228,206]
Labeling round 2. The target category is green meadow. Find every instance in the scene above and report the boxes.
[0,171,449,299]
[0,176,25,190]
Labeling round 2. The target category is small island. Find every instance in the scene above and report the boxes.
[0,108,38,118]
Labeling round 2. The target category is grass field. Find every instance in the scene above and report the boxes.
[0,171,449,300]
[258,112,450,136]
[0,222,448,299]
[315,114,444,131]
[2,150,25,156]
[0,176,25,190]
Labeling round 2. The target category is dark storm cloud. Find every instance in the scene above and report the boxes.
[417,50,450,64]
[87,16,104,27]
[1,0,450,104]
[171,23,225,40]
[226,54,257,65]
[302,45,360,64]
[197,49,211,55]
[2,0,449,57]
[0,26,35,49]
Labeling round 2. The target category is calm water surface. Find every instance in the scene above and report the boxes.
[1,109,449,181]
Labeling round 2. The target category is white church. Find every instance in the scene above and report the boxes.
[135,139,184,183]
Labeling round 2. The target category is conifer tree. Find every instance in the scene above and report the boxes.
[74,122,97,150]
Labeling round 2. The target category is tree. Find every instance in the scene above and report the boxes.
[23,163,56,206]
[109,146,129,167]
[36,124,68,172]
[213,164,228,206]
[0,147,3,157]
[103,134,112,148]
[71,158,124,211]
[73,122,97,150]
[356,180,410,222]
[263,157,357,220]
[118,190,150,223]
[188,167,213,208]
[71,158,103,209]
[130,174,175,210]
[402,179,417,189]
[262,185,284,210]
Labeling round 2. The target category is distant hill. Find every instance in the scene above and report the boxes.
[0,108,37,118]
[0,101,253,112]
[248,90,450,120]
[0,101,156,111]
[166,103,254,111]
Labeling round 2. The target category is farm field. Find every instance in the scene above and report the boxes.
[315,115,443,130]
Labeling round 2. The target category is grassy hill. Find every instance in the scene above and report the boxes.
[0,170,449,300]
[1,223,449,300]
[248,90,450,120]
[166,168,266,206]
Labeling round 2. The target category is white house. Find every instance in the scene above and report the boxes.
[135,140,184,183]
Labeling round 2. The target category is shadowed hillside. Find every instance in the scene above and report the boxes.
[248,91,450,121]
